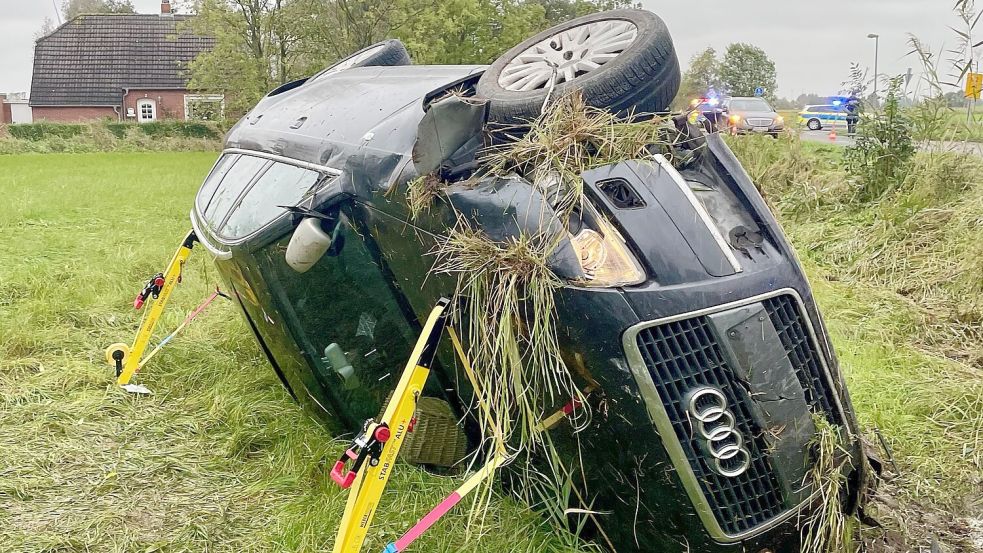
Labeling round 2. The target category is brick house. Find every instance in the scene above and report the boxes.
[29,1,219,123]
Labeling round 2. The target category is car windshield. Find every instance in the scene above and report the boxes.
[201,155,269,227]
[730,98,772,112]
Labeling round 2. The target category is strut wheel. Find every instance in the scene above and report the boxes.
[476,9,681,126]
[105,343,129,366]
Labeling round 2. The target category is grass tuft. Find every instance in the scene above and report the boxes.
[800,415,855,553]
[481,93,688,216]
[434,222,575,459]
[405,173,446,220]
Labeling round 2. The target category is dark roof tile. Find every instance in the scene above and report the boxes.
[30,14,215,106]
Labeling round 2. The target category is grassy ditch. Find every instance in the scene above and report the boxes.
[730,134,983,549]
[0,148,979,551]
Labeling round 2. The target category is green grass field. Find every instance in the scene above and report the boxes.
[0,151,980,551]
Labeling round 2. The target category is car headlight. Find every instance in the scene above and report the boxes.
[775,115,784,125]
[568,201,645,288]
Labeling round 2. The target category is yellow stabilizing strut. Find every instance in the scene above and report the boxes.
[334,308,590,553]
[106,230,196,386]
[330,298,451,553]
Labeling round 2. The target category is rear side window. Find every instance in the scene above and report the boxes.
[222,162,321,239]
[202,155,269,227]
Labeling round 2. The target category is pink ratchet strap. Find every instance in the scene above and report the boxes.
[382,396,584,553]
[136,287,228,371]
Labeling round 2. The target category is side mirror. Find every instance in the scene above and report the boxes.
[285,217,333,273]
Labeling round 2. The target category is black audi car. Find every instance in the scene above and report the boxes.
[189,10,871,552]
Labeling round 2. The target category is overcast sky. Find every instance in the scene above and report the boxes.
[0,0,963,98]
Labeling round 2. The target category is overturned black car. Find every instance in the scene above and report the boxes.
[189,9,870,552]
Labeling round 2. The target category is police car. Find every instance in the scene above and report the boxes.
[798,104,848,131]
[687,97,727,131]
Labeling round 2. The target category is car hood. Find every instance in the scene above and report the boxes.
[224,65,486,175]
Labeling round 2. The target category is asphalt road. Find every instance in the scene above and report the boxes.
[798,129,855,146]
[797,129,983,156]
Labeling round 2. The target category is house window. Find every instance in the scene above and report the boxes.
[184,94,225,121]
[137,99,156,123]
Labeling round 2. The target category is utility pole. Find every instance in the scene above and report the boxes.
[867,33,880,107]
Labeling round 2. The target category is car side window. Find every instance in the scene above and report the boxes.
[202,155,270,228]
[222,161,322,239]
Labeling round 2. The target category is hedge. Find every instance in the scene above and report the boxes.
[8,123,86,141]
[8,121,222,142]
[133,121,221,139]
[105,123,128,139]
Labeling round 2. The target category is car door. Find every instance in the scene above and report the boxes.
[195,152,426,432]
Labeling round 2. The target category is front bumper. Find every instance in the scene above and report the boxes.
[732,121,785,134]
[540,274,863,552]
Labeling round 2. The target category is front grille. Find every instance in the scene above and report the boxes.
[763,295,842,425]
[747,118,774,127]
[633,294,839,535]
[636,317,787,535]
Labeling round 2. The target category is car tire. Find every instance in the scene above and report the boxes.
[807,118,822,131]
[311,39,411,80]
[476,9,680,125]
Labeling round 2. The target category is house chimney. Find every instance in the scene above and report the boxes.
[160,0,172,15]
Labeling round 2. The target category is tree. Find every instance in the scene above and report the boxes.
[529,0,632,26]
[771,97,797,110]
[184,0,288,116]
[184,0,624,118]
[719,43,776,98]
[391,0,548,65]
[795,93,826,107]
[944,91,968,108]
[35,17,57,40]
[62,0,135,19]
[845,76,914,202]
[395,0,633,65]
[674,47,720,108]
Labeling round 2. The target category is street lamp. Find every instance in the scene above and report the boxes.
[867,33,880,103]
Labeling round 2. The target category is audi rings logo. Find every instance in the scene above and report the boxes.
[685,387,751,478]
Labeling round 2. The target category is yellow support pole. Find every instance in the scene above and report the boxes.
[332,300,593,553]
[109,230,196,386]
[331,299,451,553]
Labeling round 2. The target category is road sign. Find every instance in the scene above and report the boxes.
[754,87,765,97]
[966,73,983,100]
